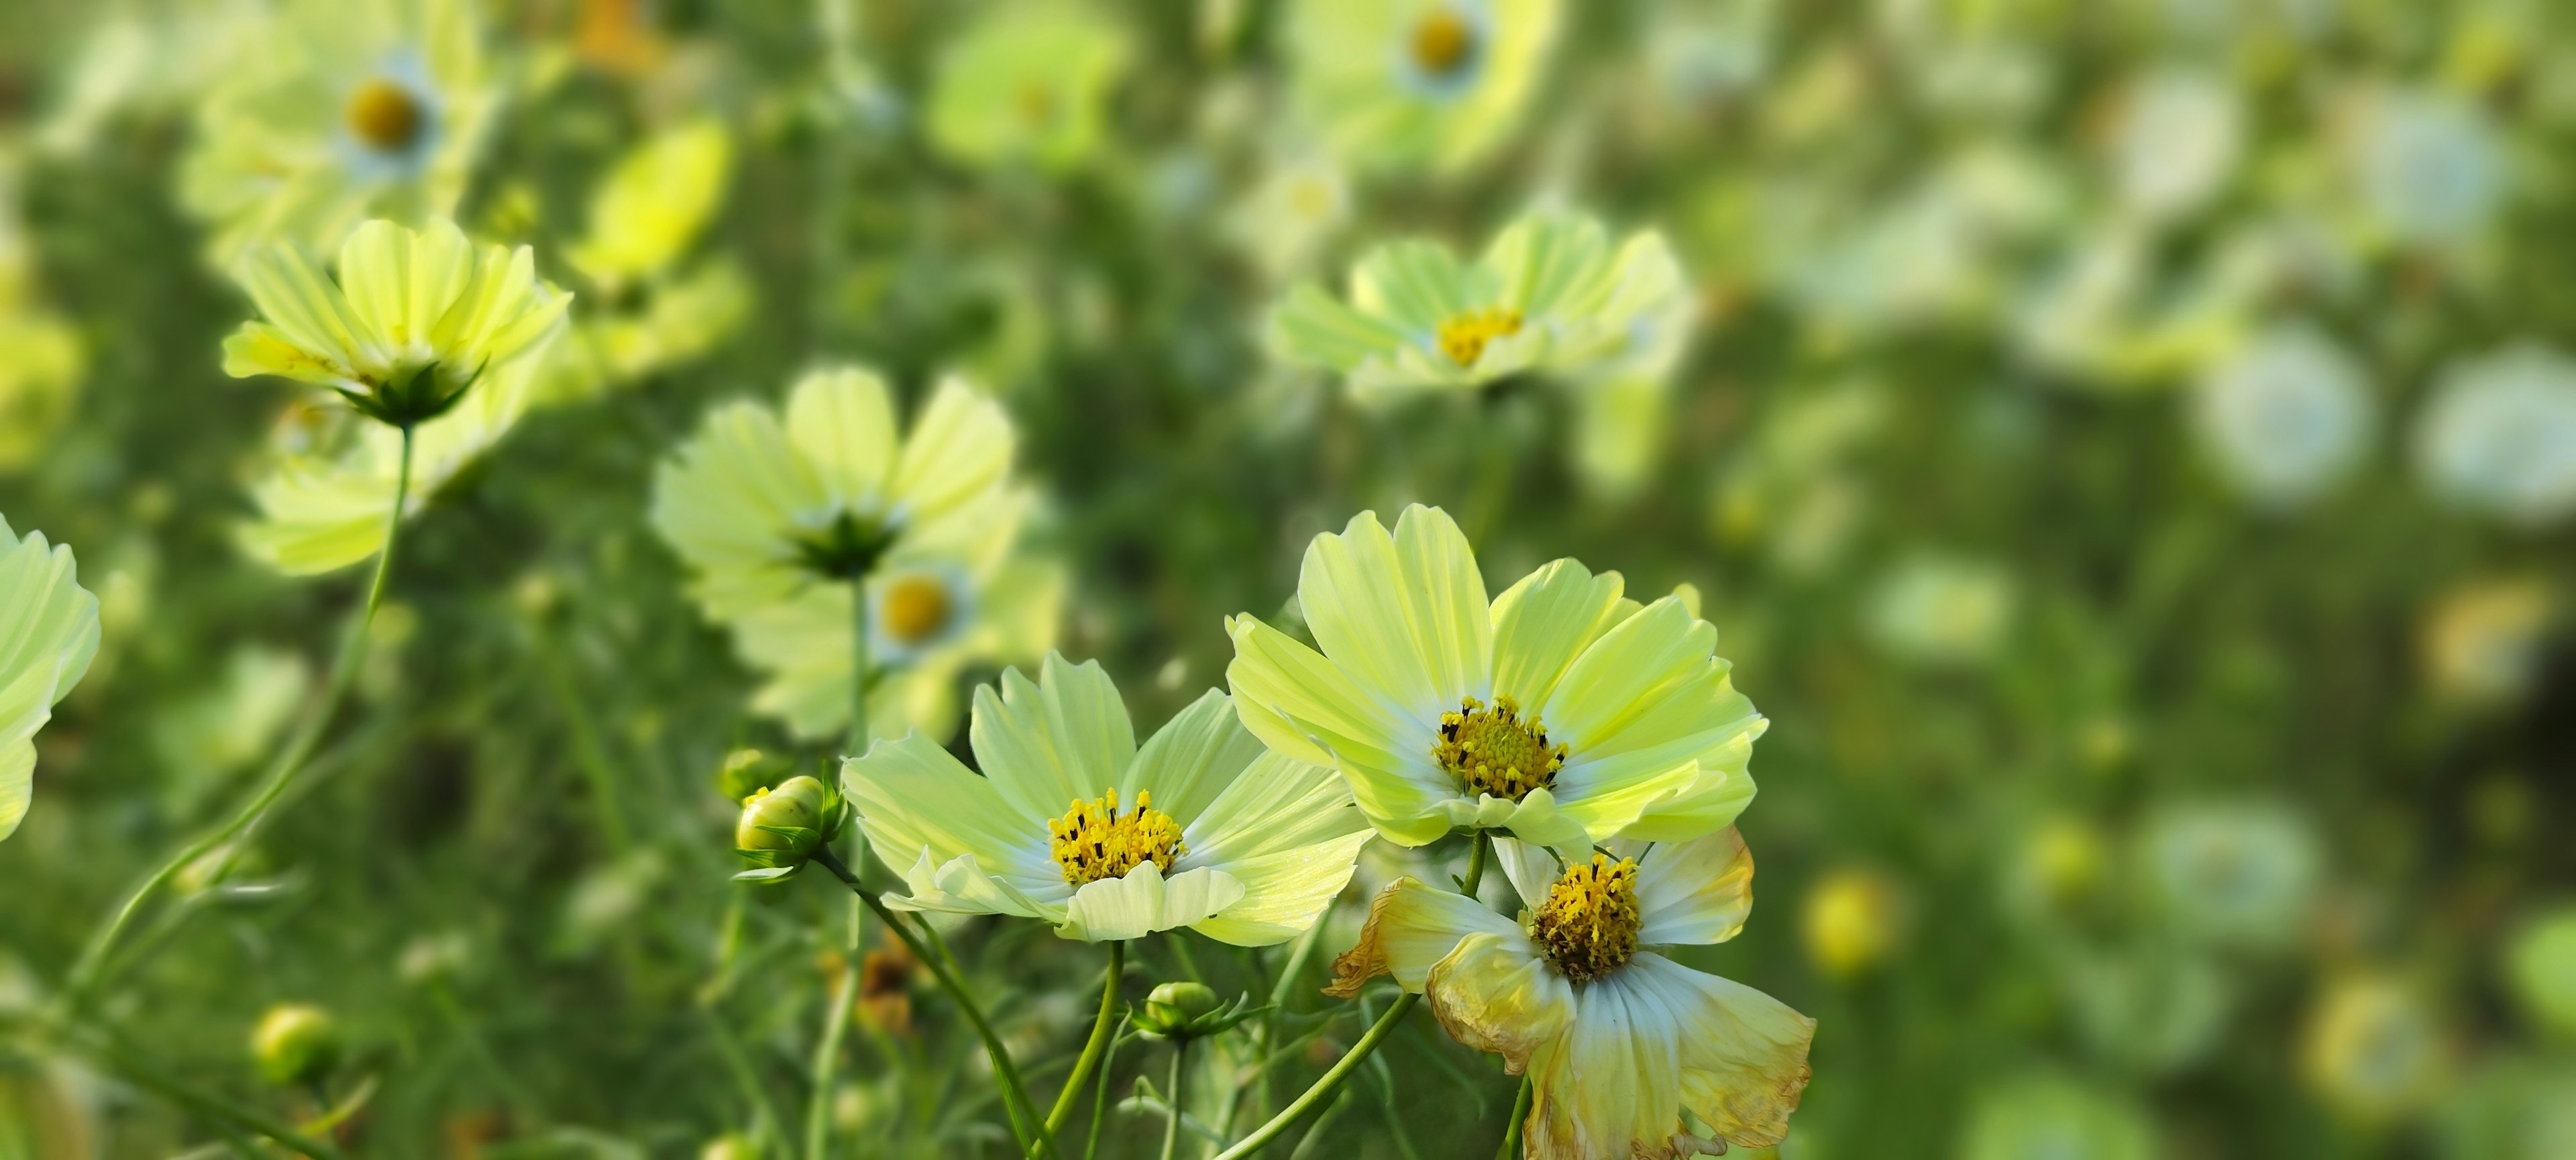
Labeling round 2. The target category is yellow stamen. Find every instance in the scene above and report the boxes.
[880,574,953,647]
[1409,9,1477,78]
[1433,694,1565,801]
[1049,788,1186,886]
[345,78,427,152]
[1532,854,1642,982]
[1434,307,1523,368]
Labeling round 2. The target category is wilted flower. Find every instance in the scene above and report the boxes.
[926,0,1130,172]
[2193,323,2375,508]
[2414,344,2576,526]
[1269,209,1687,401]
[1287,0,1562,174]
[250,1003,341,1087]
[1227,505,1766,847]
[0,515,103,843]
[1330,829,1814,1155]
[847,654,1375,944]
[182,0,496,261]
[1958,1077,2158,1160]
[2302,974,2450,1120]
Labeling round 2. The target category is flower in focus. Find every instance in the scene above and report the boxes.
[2140,802,2320,952]
[2302,974,2450,1120]
[1801,867,1904,980]
[566,118,733,294]
[1328,828,1813,1155]
[2420,576,2555,706]
[1957,1077,2158,1160]
[651,366,1020,619]
[1268,209,1688,401]
[926,0,1130,172]
[222,217,570,431]
[1287,0,1562,174]
[1227,505,1766,847]
[182,0,496,262]
[0,515,102,843]
[733,774,855,884]
[2414,344,2576,527]
[2193,323,2375,508]
[845,653,1375,944]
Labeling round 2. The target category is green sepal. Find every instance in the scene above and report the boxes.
[734,865,802,884]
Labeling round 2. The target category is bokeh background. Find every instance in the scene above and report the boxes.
[5,0,2576,1156]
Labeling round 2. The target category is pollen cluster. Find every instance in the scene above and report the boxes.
[1409,9,1478,78]
[1049,788,1186,886]
[345,78,426,152]
[1434,307,1523,367]
[1533,854,1642,982]
[879,574,954,646]
[1433,695,1566,801]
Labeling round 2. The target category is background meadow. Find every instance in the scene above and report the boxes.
[4,0,2576,1157]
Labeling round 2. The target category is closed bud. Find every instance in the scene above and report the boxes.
[251,1003,340,1087]
[733,774,853,884]
[1140,980,1258,1041]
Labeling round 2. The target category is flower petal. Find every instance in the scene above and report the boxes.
[1349,240,1477,333]
[969,653,1137,822]
[1422,929,1575,1072]
[1544,597,1754,841]
[892,373,1014,529]
[1489,558,1628,711]
[1635,827,1754,947]
[1523,965,1686,1160]
[1630,953,1816,1149]
[1269,281,1409,373]
[649,398,828,617]
[843,734,1065,908]
[1492,836,1565,912]
[886,849,1063,922]
[1481,209,1613,321]
[1326,876,1522,996]
[0,740,30,842]
[1181,749,1374,947]
[785,366,898,515]
[1226,613,1454,845]
[1296,505,1490,725]
[1123,688,1269,830]
[1060,862,1245,943]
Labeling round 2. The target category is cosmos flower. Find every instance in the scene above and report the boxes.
[221,217,571,430]
[845,653,1376,945]
[1328,828,1813,1156]
[2139,802,2320,953]
[2302,975,2451,1121]
[566,118,734,293]
[181,0,496,262]
[1287,0,1562,174]
[650,366,1021,621]
[926,0,1131,172]
[1268,208,1688,401]
[2194,323,2374,508]
[2414,344,2576,527]
[1,514,103,842]
[2353,88,2506,248]
[1226,505,1764,847]
[2109,67,2242,221]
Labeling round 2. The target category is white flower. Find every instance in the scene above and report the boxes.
[2415,344,2576,525]
[2355,89,2506,246]
[2113,66,2242,220]
[2194,323,2374,507]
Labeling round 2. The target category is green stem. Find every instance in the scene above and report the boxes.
[1046,940,1124,1135]
[849,574,870,756]
[1209,830,1488,1159]
[1496,1076,1531,1160]
[1083,1016,1129,1160]
[812,847,1052,1159]
[1159,1039,1188,1160]
[806,953,859,1159]
[83,1033,346,1159]
[62,424,418,1007]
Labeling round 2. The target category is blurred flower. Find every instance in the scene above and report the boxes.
[2351,88,2506,248]
[1801,867,1904,980]
[1269,208,1688,401]
[2414,344,2576,526]
[1227,152,1350,281]
[2065,947,2232,1073]
[847,654,1374,943]
[1227,505,1765,847]
[734,775,853,884]
[926,1,1130,172]
[559,852,667,949]
[182,0,498,261]
[1866,555,2015,667]
[857,945,916,1035]
[2110,66,2243,221]
[2302,974,2449,1121]
[2141,802,2320,951]
[545,260,754,399]
[651,366,1020,619]
[2192,322,2375,508]
[250,1002,341,1087]
[2506,905,2576,1039]
[222,218,570,431]
[2004,815,2108,920]
[1957,1076,2157,1160]
[398,929,473,985]
[1644,0,1774,109]
[2012,226,2250,388]
[2421,576,2554,706]
[36,6,264,155]
[0,515,103,843]
[1329,829,1814,1153]
[1287,0,1561,174]
[567,118,733,293]
[152,646,309,816]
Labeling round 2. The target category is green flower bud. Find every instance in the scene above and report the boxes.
[1138,980,1262,1041]
[250,1004,340,1087]
[733,774,853,883]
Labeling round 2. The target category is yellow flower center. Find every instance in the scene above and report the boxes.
[1049,788,1186,886]
[880,574,953,647]
[1434,695,1565,801]
[1409,9,1479,78]
[1434,307,1523,368]
[345,78,427,152]
[1533,854,1642,982]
